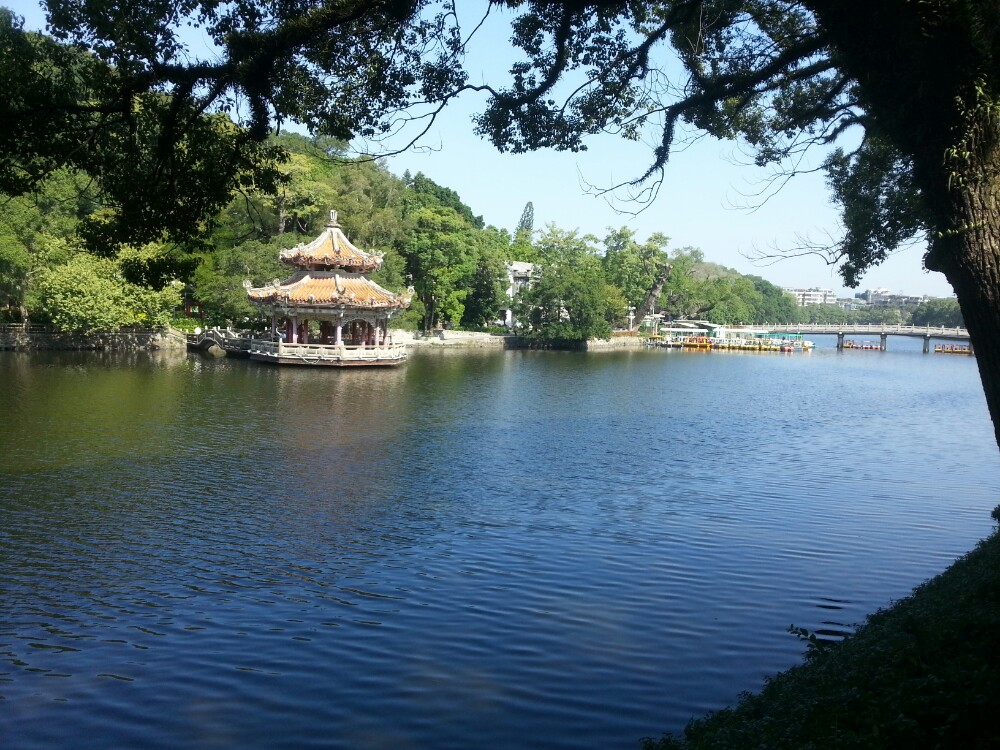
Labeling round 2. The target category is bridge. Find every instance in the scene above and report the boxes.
[187,327,252,356]
[741,324,970,352]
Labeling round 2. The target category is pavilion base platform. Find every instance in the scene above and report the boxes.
[249,340,407,367]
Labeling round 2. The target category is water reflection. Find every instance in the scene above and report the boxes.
[1,346,998,749]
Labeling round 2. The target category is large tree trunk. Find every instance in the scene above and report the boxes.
[933,182,1000,450]
[634,262,671,328]
[807,1,1000,450]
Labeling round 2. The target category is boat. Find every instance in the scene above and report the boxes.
[934,343,973,355]
[844,339,881,350]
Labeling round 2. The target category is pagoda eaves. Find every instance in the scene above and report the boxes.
[279,210,382,272]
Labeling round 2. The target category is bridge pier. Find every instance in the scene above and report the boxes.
[923,334,930,354]
[837,332,844,350]
[880,333,887,351]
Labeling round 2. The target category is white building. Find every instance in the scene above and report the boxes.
[785,287,838,306]
[504,261,537,327]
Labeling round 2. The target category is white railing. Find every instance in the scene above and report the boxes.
[250,339,407,363]
[742,323,969,338]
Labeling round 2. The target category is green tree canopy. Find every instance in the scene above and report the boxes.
[34,247,181,332]
[601,227,671,311]
[515,226,613,342]
[912,298,964,329]
[745,276,799,325]
[402,204,477,330]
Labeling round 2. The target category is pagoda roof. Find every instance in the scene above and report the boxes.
[280,210,381,272]
[247,271,412,310]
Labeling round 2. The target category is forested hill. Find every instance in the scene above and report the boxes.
[0,133,960,337]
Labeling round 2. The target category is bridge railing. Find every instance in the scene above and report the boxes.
[742,323,968,337]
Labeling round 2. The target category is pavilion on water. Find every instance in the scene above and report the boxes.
[245,210,412,366]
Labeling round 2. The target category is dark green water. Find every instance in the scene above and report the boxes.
[2,342,998,749]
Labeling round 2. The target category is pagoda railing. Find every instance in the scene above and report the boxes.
[249,339,407,363]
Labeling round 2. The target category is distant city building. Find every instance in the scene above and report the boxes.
[855,288,927,306]
[784,287,838,306]
[856,287,893,303]
[836,298,867,310]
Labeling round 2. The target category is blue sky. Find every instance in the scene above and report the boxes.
[9,0,954,298]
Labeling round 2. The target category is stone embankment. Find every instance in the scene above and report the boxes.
[582,335,647,351]
[0,326,648,353]
[396,330,648,350]
[0,326,187,351]
[397,330,510,348]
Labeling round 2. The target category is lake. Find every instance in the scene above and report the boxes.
[2,337,999,749]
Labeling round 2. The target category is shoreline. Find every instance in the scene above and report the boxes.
[1,327,649,352]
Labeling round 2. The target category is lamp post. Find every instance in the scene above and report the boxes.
[627,305,635,331]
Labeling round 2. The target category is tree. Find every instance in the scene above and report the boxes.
[402,205,477,330]
[34,248,181,332]
[657,248,707,321]
[912,298,964,329]
[601,227,671,310]
[746,276,799,325]
[190,239,285,326]
[515,227,612,342]
[702,276,762,325]
[461,227,511,329]
[516,202,535,235]
[404,172,485,229]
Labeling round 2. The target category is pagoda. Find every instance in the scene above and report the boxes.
[245,210,412,366]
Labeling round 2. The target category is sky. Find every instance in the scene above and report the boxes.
[8,0,955,299]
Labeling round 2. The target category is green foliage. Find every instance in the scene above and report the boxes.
[405,172,484,229]
[824,138,926,287]
[0,91,827,339]
[190,239,285,326]
[515,227,612,342]
[2,2,468,255]
[912,297,964,328]
[516,201,535,234]
[657,248,707,320]
[403,204,478,329]
[34,250,181,332]
[702,276,761,325]
[601,227,671,309]
[745,276,800,324]
[461,228,511,329]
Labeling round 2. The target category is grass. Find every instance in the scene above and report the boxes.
[644,508,1000,750]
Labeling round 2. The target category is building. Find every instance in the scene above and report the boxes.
[245,210,412,366]
[854,288,928,306]
[785,287,838,306]
[504,261,537,327]
[856,287,893,303]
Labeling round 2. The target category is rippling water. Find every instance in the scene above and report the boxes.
[2,340,998,749]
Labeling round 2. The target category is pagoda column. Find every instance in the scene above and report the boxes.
[290,316,299,343]
[335,318,343,345]
[270,314,277,340]
[285,318,294,343]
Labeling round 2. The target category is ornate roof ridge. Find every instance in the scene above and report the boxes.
[279,210,383,270]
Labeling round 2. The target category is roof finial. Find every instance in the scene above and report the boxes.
[328,209,339,227]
